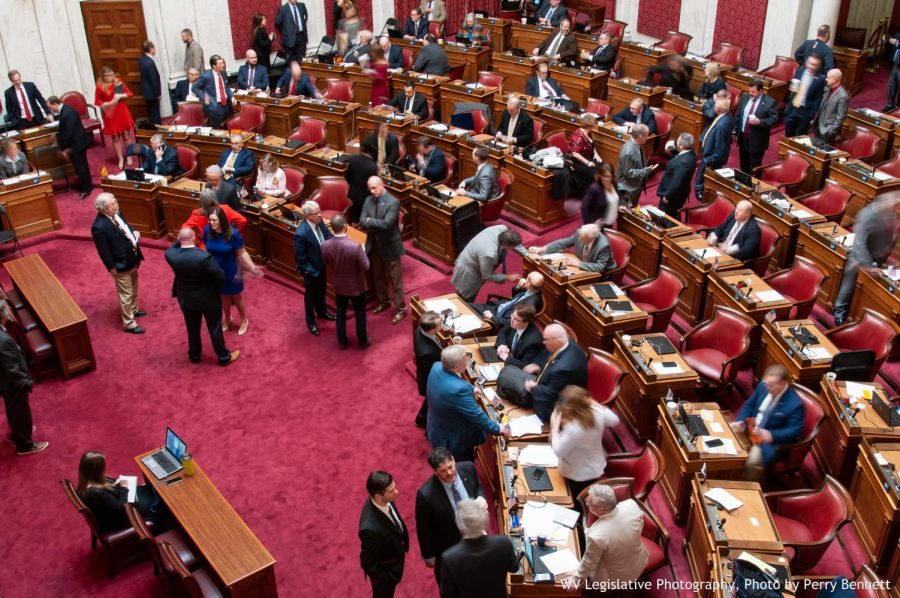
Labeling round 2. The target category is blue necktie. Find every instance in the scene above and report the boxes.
[497,292,525,318]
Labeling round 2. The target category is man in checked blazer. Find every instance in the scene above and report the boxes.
[528,223,617,274]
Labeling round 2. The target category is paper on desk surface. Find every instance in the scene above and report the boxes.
[519,444,559,467]
[479,364,501,381]
[845,381,875,400]
[116,476,138,503]
[453,315,483,334]
[424,298,456,313]
[802,347,832,360]
[541,253,566,261]
[704,487,743,511]
[540,549,581,576]
[522,502,568,542]
[699,409,714,422]
[482,387,498,402]
[700,436,737,455]
[873,170,894,181]
[885,268,900,281]
[715,168,735,178]
[709,422,724,433]
[428,123,449,131]
[509,414,544,437]
[652,362,684,375]
[835,233,854,246]
[755,290,784,302]
[791,209,813,219]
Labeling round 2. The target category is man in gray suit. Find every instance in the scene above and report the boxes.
[616,124,657,207]
[412,34,450,76]
[360,176,407,324]
[456,146,498,203]
[813,69,849,144]
[451,225,528,302]
[833,194,899,325]
[528,223,616,274]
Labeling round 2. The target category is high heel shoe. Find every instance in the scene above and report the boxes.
[222,319,231,332]
[238,319,249,336]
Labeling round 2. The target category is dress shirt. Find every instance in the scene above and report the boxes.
[441,475,470,514]
[110,213,137,247]
[545,33,564,58]
[702,113,724,146]
[722,220,744,252]
[496,290,536,318]
[742,96,759,134]
[538,78,555,99]
[581,241,592,261]
[308,219,324,244]
[544,6,556,22]
[213,71,227,104]
[425,0,435,20]
[256,167,287,196]
[536,342,566,383]
[755,388,787,427]
[224,151,239,176]
[16,85,34,119]
[510,329,521,351]
[404,96,414,114]
[506,114,518,139]
[372,499,403,530]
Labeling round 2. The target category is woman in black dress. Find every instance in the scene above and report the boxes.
[251,12,275,70]
[77,451,163,532]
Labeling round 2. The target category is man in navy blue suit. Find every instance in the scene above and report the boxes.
[275,0,309,63]
[380,36,405,70]
[523,323,588,422]
[236,50,269,91]
[194,55,236,129]
[525,63,567,99]
[276,62,322,98]
[694,95,734,201]
[403,7,429,40]
[217,134,255,188]
[415,138,446,183]
[731,364,805,481]
[293,200,336,336]
[139,41,162,124]
[784,54,825,138]
[4,70,50,129]
[536,0,566,27]
[707,200,761,262]
[144,134,184,177]
[612,98,657,134]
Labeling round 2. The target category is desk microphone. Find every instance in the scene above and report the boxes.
[832,224,838,236]
[850,406,862,419]
[700,249,707,260]
[745,286,752,297]
[717,517,727,531]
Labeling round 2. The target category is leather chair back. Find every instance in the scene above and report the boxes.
[61,91,89,117]
[428,21,444,38]
[159,541,206,598]
[586,348,625,407]
[529,118,545,147]
[324,79,355,102]
[747,218,781,277]
[761,56,798,82]
[599,19,626,41]
[758,152,809,195]
[625,265,686,332]
[544,130,569,154]
[877,149,900,178]
[726,85,741,113]
[603,441,664,501]
[125,503,166,575]
[827,308,900,377]
[175,145,199,181]
[282,165,306,202]
[764,256,827,319]
[649,107,676,158]
[170,102,207,126]
[834,125,880,162]
[470,110,488,134]
[656,31,692,54]
[402,48,414,70]
[682,193,733,232]
[772,385,825,477]
[604,229,634,285]
[308,176,351,217]
[707,42,745,66]
[426,98,435,121]
[226,103,266,133]
[681,305,754,385]
[587,98,611,119]
[439,154,457,186]
[478,71,504,91]
[797,180,849,223]
[289,117,327,147]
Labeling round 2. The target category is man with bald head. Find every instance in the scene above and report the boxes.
[360,176,407,324]
[165,228,240,365]
[380,35,405,69]
[237,50,269,91]
[813,68,848,144]
[708,200,761,261]
[470,271,545,328]
[521,323,588,422]
[275,61,322,98]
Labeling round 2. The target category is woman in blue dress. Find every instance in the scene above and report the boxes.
[204,208,263,336]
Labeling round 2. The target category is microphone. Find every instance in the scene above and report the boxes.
[700,249,707,260]
[832,224,838,236]
[717,517,727,530]
[850,406,862,419]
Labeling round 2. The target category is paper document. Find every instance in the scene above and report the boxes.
[428,123,449,131]
[552,505,580,529]
[700,436,737,455]
[736,552,776,576]
[884,268,900,282]
[715,168,735,178]
[755,290,784,302]
[845,381,875,400]
[873,170,894,181]
[522,501,568,542]
[482,387,498,402]
[652,362,684,375]
[835,233,854,246]
[541,253,566,261]
[519,444,559,467]
[875,452,890,467]
[509,414,544,437]
[116,476,138,503]
[479,364,501,381]
[791,210,813,219]
[699,409,714,422]
[704,487,743,511]
[424,299,456,314]
[1,177,18,186]
[709,422,724,433]
[802,347,832,360]
[453,315,483,334]
[540,549,581,576]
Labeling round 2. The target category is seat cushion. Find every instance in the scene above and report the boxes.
[6,289,25,309]
[771,513,814,543]
[82,118,102,130]
[16,308,38,331]
[682,348,728,382]
[641,537,666,574]
[196,568,226,597]
[102,526,137,545]
[157,529,199,571]
[25,329,53,355]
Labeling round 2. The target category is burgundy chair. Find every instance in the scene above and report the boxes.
[706,42,745,67]
[395,133,407,162]
[754,152,809,196]
[438,154,457,187]
[288,117,327,148]
[679,305,755,389]
[761,56,800,82]
[681,193,733,234]
[623,265,687,333]
[124,503,198,577]
[544,130,569,154]
[480,168,512,223]
[307,176,351,219]
[648,107,676,163]
[587,98,611,119]
[602,441,664,501]
[169,102,207,126]
[769,385,825,479]
[586,348,625,408]
[323,79,354,102]
[425,98,435,121]
[825,308,900,379]
[175,145,199,181]
[572,11,591,34]
[224,103,265,133]
[428,21,444,39]
[744,219,782,277]
[795,180,850,223]
[402,48,414,70]
[763,256,828,319]
[469,110,489,134]
[876,149,900,178]
[478,71,504,91]
[833,125,880,163]
[448,64,467,81]
[765,476,854,572]
[528,118,545,148]
[655,31,692,55]
[281,165,306,203]
[159,541,225,598]
[603,229,634,285]
[597,19,627,42]
[61,91,105,147]
[726,84,742,113]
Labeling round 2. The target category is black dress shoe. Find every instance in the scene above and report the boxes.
[338,343,348,350]
[320,312,337,321]
[359,337,372,350]
[308,324,320,336]
[189,357,201,364]
[372,302,392,314]
[124,326,145,334]
[135,310,148,317]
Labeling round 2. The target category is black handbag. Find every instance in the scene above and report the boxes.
[731,558,786,598]
[496,365,533,407]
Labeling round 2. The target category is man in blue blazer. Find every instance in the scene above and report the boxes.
[4,71,50,129]
[293,200,335,336]
[217,134,255,189]
[525,63,567,99]
[380,36,406,70]
[402,7,429,40]
[139,42,162,124]
[694,95,734,201]
[276,62,321,98]
[731,364,805,480]
[427,346,509,462]
[144,134,184,177]
[708,200,761,262]
[784,55,826,137]
[415,137,447,183]
[236,50,269,91]
[275,0,309,63]
[612,98,657,134]
[523,323,588,422]
[194,55,236,129]
[536,0,566,27]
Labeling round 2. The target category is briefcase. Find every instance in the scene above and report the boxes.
[496,365,534,407]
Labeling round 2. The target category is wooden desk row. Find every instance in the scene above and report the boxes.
[0,173,62,239]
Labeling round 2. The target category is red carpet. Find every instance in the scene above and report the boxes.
[1,65,894,597]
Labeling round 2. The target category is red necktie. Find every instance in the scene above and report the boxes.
[743,97,758,134]
[217,73,227,106]
[18,87,32,120]
[291,80,296,96]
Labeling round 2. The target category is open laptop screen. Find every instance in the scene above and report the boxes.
[166,427,187,460]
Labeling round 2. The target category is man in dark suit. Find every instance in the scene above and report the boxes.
[294,200,335,336]
[343,30,373,64]
[493,303,544,368]
[139,41,162,124]
[275,61,322,98]
[275,0,309,63]
[731,364,805,481]
[4,70,50,129]
[532,19,577,65]
[412,35,450,76]
[581,31,617,71]
[360,177,406,323]
[204,165,240,211]
[173,68,202,103]
[884,32,900,111]
[616,124,656,206]
[345,138,378,224]
[321,214,370,350]
[734,80,779,173]
[525,62,567,99]
[813,68,849,144]
[708,200,761,262]
[165,228,239,365]
[530,223,617,274]
[380,36,406,69]
[536,0,566,27]
[236,50,269,91]
[495,95,534,147]
[403,7,430,40]
[471,271,545,328]
[440,498,520,598]
[695,95,734,201]
[0,299,49,456]
[414,137,446,183]
[359,470,409,598]
[523,323,588,422]
[144,134,184,177]
[194,55,237,129]
[365,123,401,169]
[47,96,92,199]
[456,145,499,202]
[794,24,834,74]
[91,192,146,334]
[656,132,697,219]
[217,134,255,188]
[784,55,826,138]
[385,79,429,120]
[612,98,658,134]
[415,447,484,584]
[414,311,443,428]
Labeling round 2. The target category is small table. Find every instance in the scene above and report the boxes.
[616,207,692,283]
[408,186,479,264]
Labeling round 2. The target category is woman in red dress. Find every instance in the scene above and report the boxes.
[94,66,135,170]
[367,45,390,106]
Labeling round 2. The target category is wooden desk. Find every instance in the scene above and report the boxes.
[300,60,350,92]
[813,377,900,487]
[410,293,493,343]
[345,65,374,107]
[445,43,492,82]
[410,124,462,184]
[613,332,699,441]
[660,234,743,326]
[842,109,899,164]
[440,81,499,130]
[506,442,572,506]
[135,453,277,597]
[509,23,553,55]
[190,131,255,173]
[617,42,673,82]
[16,124,74,178]
[355,109,417,148]
[237,94,304,137]
[751,188,827,270]
[702,167,756,208]
[549,65,608,107]
[491,93,543,129]
[504,154,565,228]
[592,122,645,167]
[851,267,900,327]
[491,53,548,95]
[539,105,583,137]
[616,207,692,283]
[5,254,95,378]
[656,402,748,523]
[606,78,667,114]
[0,173,61,239]
[296,99,359,150]
[833,46,871,96]
[565,281,648,351]
[477,17,512,53]
[388,72,449,107]
[100,177,166,239]
[777,136,849,195]
[246,136,314,170]
[160,178,205,241]
[757,319,838,387]
[850,441,900,575]
[725,70,788,104]
[795,221,850,311]
[565,0,605,26]
[296,148,348,197]
[409,188,480,264]
[828,159,900,227]
[523,253,602,325]
[663,94,705,144]
[457,134,505,181]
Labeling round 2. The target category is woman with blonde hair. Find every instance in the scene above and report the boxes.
[698,62,726,100]
[94,66,135,171]
[568,113,602,195]
[255,153,287,197]
[77,451,162,532]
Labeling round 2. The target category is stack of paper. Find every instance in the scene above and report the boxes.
[703,487,744,510]
[845,381,875,400]
[424,298,456,313]
[652,362,684,375]
[802,347,832,359]
[479,364,501,381]
[428,123,449,132]
[116,476,138,502]
[755,290,785,302]
[540,549,581,575]
[519,445,559,467]
[791,209,814,219]
[715,168,735,178]
[509,414,544,437]
[884,268,900,282]
[541,252,566,261]
[453,315,483,334]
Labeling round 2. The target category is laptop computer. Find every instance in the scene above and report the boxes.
[455,34,473,46]
[733,169,754,187]
[647,336,677,355]
[872,395,900,427]
[124,168,146,182]
[553,98,580,113]
[141,427,186,479]
[678,403,709,437]
[387,28,404,40]
[524,538,556,582]
[510,48,528,58]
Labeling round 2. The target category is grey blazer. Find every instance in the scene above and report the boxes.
[360,191,405,261]
[0,154,30,178]
[849,197,898,268]
[451,225,527,299]
[462,163,499,203]
[616,139,652,201]
[545,232,616,273]
[815,85,849,142]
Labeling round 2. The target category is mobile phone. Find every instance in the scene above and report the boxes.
[529,467,545,480]
[705,438,724,448]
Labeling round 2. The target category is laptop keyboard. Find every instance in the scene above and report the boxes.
[154,451,180,473]
[531,545,556,576]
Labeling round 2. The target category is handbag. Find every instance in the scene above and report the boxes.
[731,558,786,598]
[496,365,534,407]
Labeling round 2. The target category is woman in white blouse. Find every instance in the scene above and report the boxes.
[255,154,287,197]
[550,385,621,500]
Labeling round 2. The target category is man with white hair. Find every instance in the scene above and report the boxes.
[293,200,335,336]
[205,165,240,211]
[344,30,373,64]
[91,193,146,334]
[439,498,519,597]
[217,133,255,188]
[707,200,761,261]
[495,95,534,147]
[522,323,588,422]
[573,484,647,588]
[813,68,848,144]
[143,133,183,177]
[174,68,201,103]
[380,35,405,69]
[236,49,269,91]
[529,224,616,274]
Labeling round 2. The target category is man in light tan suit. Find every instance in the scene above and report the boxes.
[419,0,446,27]
[181,28,205,73]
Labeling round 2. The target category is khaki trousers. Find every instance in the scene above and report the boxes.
[111,267,139,330]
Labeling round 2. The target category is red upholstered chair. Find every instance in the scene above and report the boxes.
[281,165,306,203]
[438,154,457,187]
[769,385,825,479]
[623,265,687,333]
[480,168,513,223]
[225,103,265,133]
[761,56,799,82]
[795,180,850,223]
[402,48,414,70]
[307,176,351,219]
[603,229,634,285]
[655,31,692,55]
[169,102,207,126]
[765,476,854,572]
[448,64,467,81]
[877,149,900,178]
[428,21,444,39]
[160,541,225,598]
[61,91,105,147]
[679,305,755,388]
[324,78,354,102]
[528,118,545,148]
[288,117,327,148]
[744,218,782,277]
[833,125,881,163]
[477,71,504,91]
[175,144,199,181]
[124,503,198,577]
[681,193,733,234]
[60,479,145,578]
[573,11,591,34]
[587,98,611,119]
[597,19,627,42]
[825,309,900,379]
[763,257,828,320]
[469,110,488,134]
[649,107,676,163]
[544,130,569,153]
[754,152,809,196]
[587,348,625,408]
[395,133,407,162]
[602,441,664,501]
[426,98,435,121]
[726,85,742,113]
[706,42,745,67]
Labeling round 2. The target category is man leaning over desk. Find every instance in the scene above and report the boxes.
[528,223,616,274]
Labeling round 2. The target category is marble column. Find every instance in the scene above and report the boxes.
[678,0,719,55]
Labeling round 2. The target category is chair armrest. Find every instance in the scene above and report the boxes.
[825,318,858,336]
[762,266,791,283]
[719,340,750,380]
[678,316,712,349]
[621,276,652,293]
[85,104,101,120]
